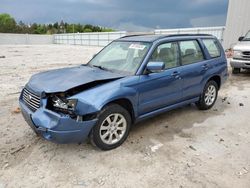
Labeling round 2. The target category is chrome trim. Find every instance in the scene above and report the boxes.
[22,88,41,111]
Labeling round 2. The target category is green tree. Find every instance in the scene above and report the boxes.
[0,13,114,34]
[53,22,59,30]
[35,24,46,34]
[83,28,92,32]
[0,13,17,33]
[74,23,82,33]
[30,23,38,34]
[102,28,115,32]
[65,24,74,33]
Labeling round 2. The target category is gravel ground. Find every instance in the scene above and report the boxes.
[0,45,249,188]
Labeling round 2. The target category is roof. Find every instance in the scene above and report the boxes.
[117,34,214,42]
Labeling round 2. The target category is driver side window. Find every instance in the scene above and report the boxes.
[150,42,179,69]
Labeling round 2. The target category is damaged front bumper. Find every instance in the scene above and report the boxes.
[19,99,97,144]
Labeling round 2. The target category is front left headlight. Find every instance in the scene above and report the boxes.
[67,99,78,111]
[52,95,77,111]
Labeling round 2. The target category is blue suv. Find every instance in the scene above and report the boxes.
[19,34,228,150]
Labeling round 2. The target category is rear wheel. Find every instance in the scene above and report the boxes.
[232,68,240,74]
[196,80,218,110]
[90,104,131,150]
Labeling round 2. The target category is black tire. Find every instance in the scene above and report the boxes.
[232,68,240,74]
[90,104,131,150]
[196,80,218,110]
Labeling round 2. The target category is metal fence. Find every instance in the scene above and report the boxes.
[155,26,226,42]
[53,27,226,47]
[0,33,53,45]
[53,31,127,46]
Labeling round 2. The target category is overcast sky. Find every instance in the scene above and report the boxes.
[0,0,228,31]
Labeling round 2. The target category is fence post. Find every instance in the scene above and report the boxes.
[52,34,55,44]
[108,32,110,45]
[97,33,99,46]
[25,33,29,44]
[74,33,75,45]
[221,27,225,43]
[80,33,82,45]
[88,34,90,46]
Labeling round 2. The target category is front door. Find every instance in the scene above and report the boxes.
[137,42,183,115]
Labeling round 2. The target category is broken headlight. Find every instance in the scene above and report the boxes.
[51,95,77,112]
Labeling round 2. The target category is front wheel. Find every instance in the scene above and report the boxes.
[196,80,218,110]
[90,104,131,150]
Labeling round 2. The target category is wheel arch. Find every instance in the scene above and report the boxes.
[102,98,136,124]
[207,75,221,90]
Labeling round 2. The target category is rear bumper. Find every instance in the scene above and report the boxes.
[19,100,97,144]
[230,59,250,69]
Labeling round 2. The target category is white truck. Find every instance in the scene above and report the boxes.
[231,31,250,74]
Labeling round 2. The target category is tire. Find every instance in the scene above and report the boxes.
[90,104,131,150]
[196,80,218,110]
[232,68,240,74]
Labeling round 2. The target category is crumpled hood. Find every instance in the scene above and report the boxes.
[27,65,123,93]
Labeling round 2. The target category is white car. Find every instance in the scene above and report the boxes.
[231,30,250,74]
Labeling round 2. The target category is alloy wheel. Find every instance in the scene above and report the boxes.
[99,113,127,145]
[204,85,216,106]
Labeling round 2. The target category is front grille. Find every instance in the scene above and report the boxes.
[22,88,41,111]
[242,51,250,59]
[242,51,250,56]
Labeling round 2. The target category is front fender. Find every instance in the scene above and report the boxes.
[71,76,139,117]
[98,86,138,116]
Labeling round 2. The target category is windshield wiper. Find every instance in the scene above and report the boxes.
[92,65,109,71]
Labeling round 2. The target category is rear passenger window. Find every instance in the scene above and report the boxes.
[203,39,221,58]
[179,40,204,65]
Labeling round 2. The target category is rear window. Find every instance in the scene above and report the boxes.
[202,39,221,58]
[179,40,204,65]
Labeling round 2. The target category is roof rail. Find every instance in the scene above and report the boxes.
[166,34,213,37]
[120,33,153,39]
[120,33,214,39]
[117,33,215,43]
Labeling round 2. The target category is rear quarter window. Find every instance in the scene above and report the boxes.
[202,39,221,58]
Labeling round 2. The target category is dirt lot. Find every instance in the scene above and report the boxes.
[0,45,250,188]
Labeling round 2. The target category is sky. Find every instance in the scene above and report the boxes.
[0,0,229,31]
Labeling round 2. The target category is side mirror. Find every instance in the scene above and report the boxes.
[238,36,244,41]
[146,62,165,73]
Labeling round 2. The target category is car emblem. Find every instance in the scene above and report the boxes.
[28,95,33,101]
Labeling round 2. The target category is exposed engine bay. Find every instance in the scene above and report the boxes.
[45,79,120,120]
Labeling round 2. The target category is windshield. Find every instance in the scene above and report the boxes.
[88,41,151,75]
[243,31,250,41]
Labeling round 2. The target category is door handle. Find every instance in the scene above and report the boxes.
[202,64,209,70]
[171,71,181,79]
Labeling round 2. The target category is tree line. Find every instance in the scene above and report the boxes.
[0,13,114,34]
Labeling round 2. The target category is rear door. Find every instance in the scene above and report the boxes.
[178,40,210,101]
